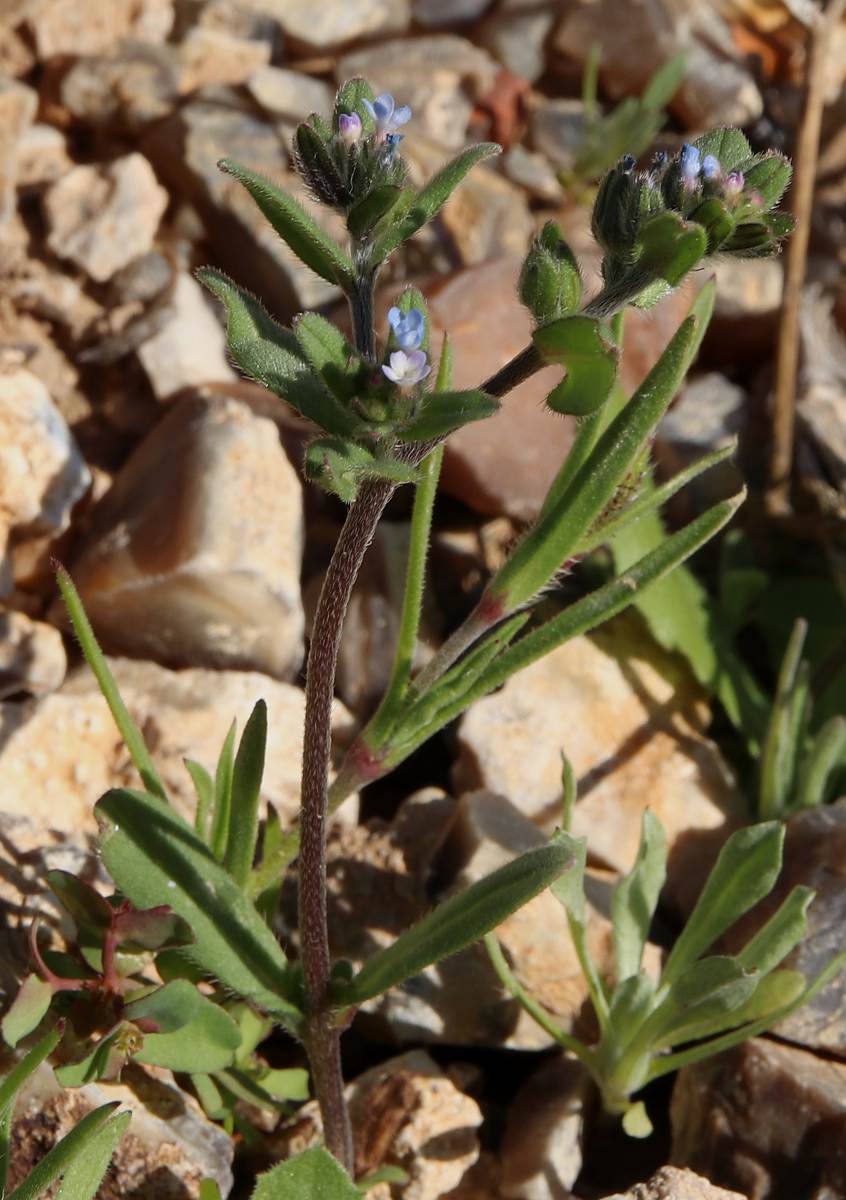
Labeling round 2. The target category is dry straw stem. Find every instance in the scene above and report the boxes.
[769,0,846,513]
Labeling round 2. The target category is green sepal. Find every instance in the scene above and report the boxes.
[293,121,347,209]
[533,315,618,416]
[612,812,667,982]
[399,389,499,441]
[1,975,54,1048]
[334,77,377,136]
[95,789,301,1030]
[662,823,784,987]
[217,159,354,289]
[196,269,359,436]
[370,142,501,264]
[519,221,583,324]
[737,152,792,209]
[251,1147,360,1200]
[331,841,574,1007]
[304,438,419,503]
[689,197,734,253]
[635,211,707,286]
[691,127,752,172]
[347,184,405,240]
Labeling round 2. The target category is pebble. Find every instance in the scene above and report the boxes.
[531,98,588,171]
[9,1060,232,1200]
[604,1166,745,1200]
[246,66,334,122]
[137,271,236,399]
[14,123,71,189]
[44,153,169,283]
[0,78,37,222]
[0,610,66,699]
[58,43,180,129]
[64,393,305,678]
[177,25,271,93]
[500,1054,590,1200]
[502,143,562,201]
[0,656,357,837]
[24,0,174,58]
[413,0,494,24]
[671,1038,846,1199]
[478,5,556,83]
[455,620,743,874]
[274,0,410,50]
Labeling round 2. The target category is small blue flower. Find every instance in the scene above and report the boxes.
[723,171,745,200]
[388,306,425,351]
[679,143,701,191]
[363,92,412,141]
[382,349,431,387]
[702,154,721,181]
[338,112,362,144]
[383,132,404,159]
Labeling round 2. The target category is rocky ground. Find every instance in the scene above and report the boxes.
[1,0,846,1197]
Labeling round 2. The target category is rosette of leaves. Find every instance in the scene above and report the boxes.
[488,792,846,1137]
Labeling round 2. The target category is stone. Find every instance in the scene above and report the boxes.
[137,271,236,399]
[656,373,746,512]
[719,801,846,1056]
[502,144,562,202]
[551,1,763,130]
[142,100,343,315]
[338,36,499,149]
[6,259,102,340]
[0,656,357,838]
[246,66,334,122]
[24,0,173,57]
[0,78,37,222]
[671,1038,846,1199]
[44,153,168,284]
[271,0,410,49]
[273,1050,481,1199]
[0,368,90,592]
[14,123,70,189]
[177,25,271,93]
[455,620,742,874]
[712,257,783,321]
[58,43,180,130]
[500,1054,590,1200]
[414,0,494,24]
[478,6,555,83]
[530,99,588,171]
[64,393,305,678]
[8,1059,232,1200]
[602,1166,745,1200]
[0,610,66,698]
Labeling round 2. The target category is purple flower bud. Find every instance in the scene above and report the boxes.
[723,171,745,199]
[388,306,425,352]
[363,92,412,141]
[702,154,721,181]
[382,349,431,387]
[338,112,362,144]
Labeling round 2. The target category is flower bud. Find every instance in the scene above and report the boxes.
[519,221,583,325]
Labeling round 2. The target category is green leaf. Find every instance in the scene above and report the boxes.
[689,197,734,253]
[651,956,757,1045]
[333,842,575,1007]
[608,973,655,1036]
[196,269,359,437]
[636,211,707,287]
[519,222,583,324]
[399,390,499,441]
[739,153,792,210]
[132,986,241,1073]
[487,314,701,613]
[304,438,418,503]
[370,143,501,263]
[44,872,108,933]
[187,759,215,844]
[662,823,785,987]
[55,1028,131,1088]
[533,315,618,416]
[795,716,846,809]
[736,885,814,975]
[55,567,166,801]
[550,831,609,1027]
[640,53,686,107]
[692,127,752,172]
[210,720,236,863]
[252,1147,360,1200]
[7,1103,122,1200]
[256,1066,310,1101]
[759,618,809,819]
[358,1165,410,1191]
[54,1109,130,1200]
[224,700,268,888]
[293,312,360,404]
[0,1025,62,1121]
[347,185,405,239]
[612,812,667,982]
[2,976,54,1049]
[200,1182,223,1200]
[218,159,354,288]
[96,789,300,1029]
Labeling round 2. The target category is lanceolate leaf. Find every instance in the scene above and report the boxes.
[612,812,667,982]
[662,823,785,987]
[400,390,499,441]
[332,842,574,1007]
[735,885,814,975]
[224,700,268,888]
[217,159,354,288]
[196,269,359,437]
[54,1109,131,1200]
[6,1103,123,1200]
[2,976,54,1048]
[96,789,300,1029]
[370,143,501,262]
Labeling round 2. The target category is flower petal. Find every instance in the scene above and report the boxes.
[374,93,395,121]
[389,351,409,374]
[382,363,400,383]
[392,105,412,127]
[387,306,402,330]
